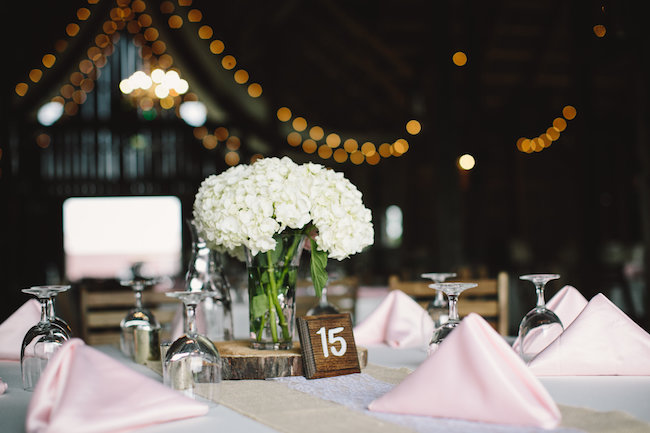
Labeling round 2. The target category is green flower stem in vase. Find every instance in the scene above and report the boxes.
[246,233,305,350]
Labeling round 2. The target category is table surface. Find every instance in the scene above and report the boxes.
[1,293,650,433]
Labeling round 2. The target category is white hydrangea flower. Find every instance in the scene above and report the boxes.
[193,156,374,260]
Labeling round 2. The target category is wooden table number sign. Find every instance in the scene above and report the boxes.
[297,313,361,379]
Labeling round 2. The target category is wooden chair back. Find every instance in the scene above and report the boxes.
[79,281,179,346]
[388,271,509,335]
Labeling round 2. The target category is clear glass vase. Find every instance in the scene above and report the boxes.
[186,219,234,341]
[245,233,305,350]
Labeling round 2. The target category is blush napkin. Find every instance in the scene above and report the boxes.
[353,289,434,348]
[26,338,208,433]
[0,299,41,361]
[545,285,589,327]
[529,293,650,376]
[512,285,588,353]
[0,377,7,394]
[369,313,561,429]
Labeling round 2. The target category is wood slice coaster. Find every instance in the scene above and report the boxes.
[215,339,368,380]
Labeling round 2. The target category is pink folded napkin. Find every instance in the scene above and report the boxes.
[0,299,41,361]
[26,338,208,433]
[369,313,561,429]
[546,285,588,327]
[0,377,7,394]
[529,293,650,376]
[512,285,588,354]
[353,290,434,348]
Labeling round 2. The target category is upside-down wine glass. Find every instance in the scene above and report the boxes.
[163,291,221,402]
[428,282,477,352]
[517,274,564,363]
[306,269,342,316]
[120,278,161,358]
[306,286,340,316]
[46,286,73,338]
[420,273,457,328]
[21,285,71,391]
[185,219,234,341]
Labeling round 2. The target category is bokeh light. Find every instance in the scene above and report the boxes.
[326,133,341,148]
[309,126,324,141]
[593,25,606,38]
[562,105,577,120]
[343,139,358,153]
[452,51,468,66]
[277,107,291,122]
[287,132,302,147]
[292,117,307,131]
[302,139,317,154]
[318,145,333,159]
[406,120,421,135]
[247,83,262,97]
[458,153,475,170]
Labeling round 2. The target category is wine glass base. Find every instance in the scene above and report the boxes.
[250,340,293,351]
[164,358,221,402]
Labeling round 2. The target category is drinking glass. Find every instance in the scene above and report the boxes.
[46,286,73,338]
[420,272,457,328]
[517,274,564,362]
[307,287,340,315]
[163,291,221,402]
[186,219,234,341]
[120,278,161,358]
[428,282,477,351]
[21,285,71,391]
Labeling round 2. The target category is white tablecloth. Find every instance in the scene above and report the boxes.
[1,295,649,432]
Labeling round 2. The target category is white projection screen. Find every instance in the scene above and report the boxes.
[63,196,183,281]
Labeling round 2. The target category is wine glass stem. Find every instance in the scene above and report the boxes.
[535,284,546,308]
[185,304,198,335]
[320,287,328,305]
[47,298,56,321]
[448,295,459,321]
[134,290,143,309]
[38,298,49,324]
[435,290,445,304]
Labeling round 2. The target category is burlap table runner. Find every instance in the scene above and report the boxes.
[216,364,650,433]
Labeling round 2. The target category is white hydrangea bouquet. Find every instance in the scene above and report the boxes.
[193,156,373,348]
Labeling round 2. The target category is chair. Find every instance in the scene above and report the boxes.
[388,272,509,335]
[79,280,179,345]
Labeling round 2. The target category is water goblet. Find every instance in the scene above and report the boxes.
[428,282,477,351]
[517,274,564,362]
[120,278,161,358]
[163,291,221,402]
[421,272,457,328]
[20,285,71,391]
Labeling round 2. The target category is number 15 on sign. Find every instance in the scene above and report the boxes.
[315,326,347,357]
